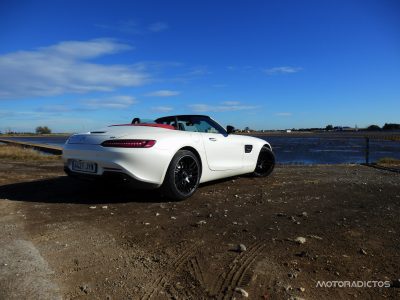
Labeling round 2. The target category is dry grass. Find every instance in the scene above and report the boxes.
[0,145,61,161]
[377,157,400,167]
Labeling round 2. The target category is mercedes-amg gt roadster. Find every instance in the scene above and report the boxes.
[63,115,275,200]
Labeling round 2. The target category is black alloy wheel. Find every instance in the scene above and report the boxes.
[253,146,275,177]
[174,155,199,195]
[162,150,200,200]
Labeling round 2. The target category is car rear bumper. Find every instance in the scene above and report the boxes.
[62,143,172,187]
[64,166,159,189]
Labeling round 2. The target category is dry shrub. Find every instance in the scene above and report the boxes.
[0,144,60,161]
[377,157,400,167]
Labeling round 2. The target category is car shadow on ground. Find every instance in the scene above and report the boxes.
[0,174,246,205]
[0,176,167,204]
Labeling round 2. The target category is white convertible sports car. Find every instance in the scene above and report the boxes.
[63,115,275,200]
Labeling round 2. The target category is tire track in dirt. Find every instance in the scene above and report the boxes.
[143,277,167,300]
[140,241,202,300]
[172,242,200,269]
[208,241,265,299]
[189,256,205,286]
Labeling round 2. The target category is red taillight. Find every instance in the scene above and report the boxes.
[101,139,156,148]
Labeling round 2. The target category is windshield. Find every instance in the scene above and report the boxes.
[155,115,227,134]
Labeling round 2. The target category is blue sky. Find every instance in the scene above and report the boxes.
[0,0,399,132]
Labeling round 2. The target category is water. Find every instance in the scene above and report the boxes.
[2,135,400,165]
[261,136,400,164]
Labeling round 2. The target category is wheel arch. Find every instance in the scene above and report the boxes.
[262,143,272,150]
[160,145,203,200]
[253,143,275,177]
[179,146,203,178]
[159,145,204,186]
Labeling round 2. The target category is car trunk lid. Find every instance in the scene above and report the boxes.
[67,124,174,145]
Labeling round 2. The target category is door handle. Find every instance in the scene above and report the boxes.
[209,137,217,141]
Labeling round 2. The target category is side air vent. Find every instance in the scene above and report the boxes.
[245,145,253,153]
[90,131,106,134]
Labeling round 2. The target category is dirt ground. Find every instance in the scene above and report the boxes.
[0,159,399,300]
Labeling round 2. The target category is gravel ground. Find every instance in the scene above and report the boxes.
[0,159,399,299]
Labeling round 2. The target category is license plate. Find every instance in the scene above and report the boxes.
[71,160,97,174]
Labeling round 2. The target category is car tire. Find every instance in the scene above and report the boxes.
[161,150,201,200]
[253,146,275,177]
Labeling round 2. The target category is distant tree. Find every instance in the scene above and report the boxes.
[367,125,381,131]
[36,126,52,134]
[325,125,333,131]
[382,123,400,131]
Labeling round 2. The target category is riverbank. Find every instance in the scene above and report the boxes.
[0,158,399,299]
[0,133,70,137]
[0,144,61,161]
[0,138,63,155]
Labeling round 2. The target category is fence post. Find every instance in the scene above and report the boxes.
[365,137,370,165]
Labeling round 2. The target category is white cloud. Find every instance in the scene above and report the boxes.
[263,66,302,75]
[97,20,169,34]
[222,101,240,105]
[276,112,293,117]
[189,102,258,113]
[37,105,72,113]
[148,22,169,32]
[145,90,180,97]
[186,66,211,76]
[44,39,132,58]
[0,109,71,123]
[0,112,106,133]
[0,39,148,99]
[189,104,209,112]
[151,106,174,112]
[96,20,142,34]
[170,66,212,83]
[81,95,137,110]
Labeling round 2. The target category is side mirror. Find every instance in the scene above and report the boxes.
[226,125,235,134]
